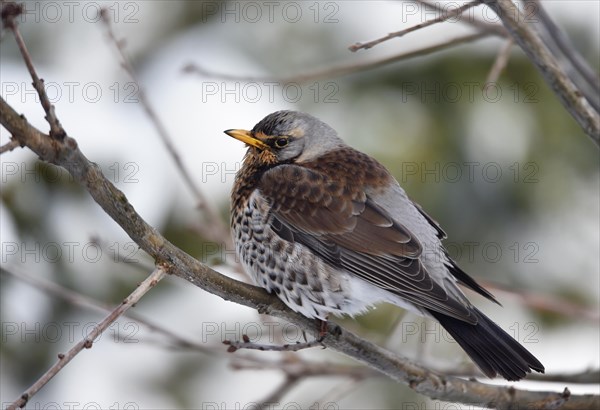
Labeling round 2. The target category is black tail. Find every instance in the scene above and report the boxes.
[428,307,545,381]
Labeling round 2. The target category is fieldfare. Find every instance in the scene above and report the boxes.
[225,110,544,381]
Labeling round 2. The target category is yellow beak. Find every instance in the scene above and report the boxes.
[224,129,268,150]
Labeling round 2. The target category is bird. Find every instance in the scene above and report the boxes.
[225,110,544,381]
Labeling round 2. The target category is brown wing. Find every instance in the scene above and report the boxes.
[260,164,476,323]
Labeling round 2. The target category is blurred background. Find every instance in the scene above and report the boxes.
[1,1,599,408]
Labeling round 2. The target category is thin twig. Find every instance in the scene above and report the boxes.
[6,267,166,410]
[184,32,492,85]
[350,0,482,52]
[98,8,232,249]
[1,3,65,140]
[224,336,324,352]
[484,38,514,87]
[0,137,20,154]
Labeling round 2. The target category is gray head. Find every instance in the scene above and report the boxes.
[225,110,345,163]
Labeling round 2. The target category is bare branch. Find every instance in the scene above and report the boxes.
[98,8,232,250]
[349,0,482,52]
[5,267,166,409]
[1,3,65,140]
[0,137,20,154]
[184,33,492,84]
[527,0,600,112]
[482,0,600,145]
[484,38,514,87]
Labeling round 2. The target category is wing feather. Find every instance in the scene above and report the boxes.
[259,161,479,323]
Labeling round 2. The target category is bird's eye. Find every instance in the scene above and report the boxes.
[274,137,288,148]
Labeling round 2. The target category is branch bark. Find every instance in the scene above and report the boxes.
[2,95,598,409]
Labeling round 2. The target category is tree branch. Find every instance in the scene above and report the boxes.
[2,95,598,409]
[527,0,600,113]
[484,38,514,87]
[5,267,166,410]
[0,137,21,154]
[482,0,600,145]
